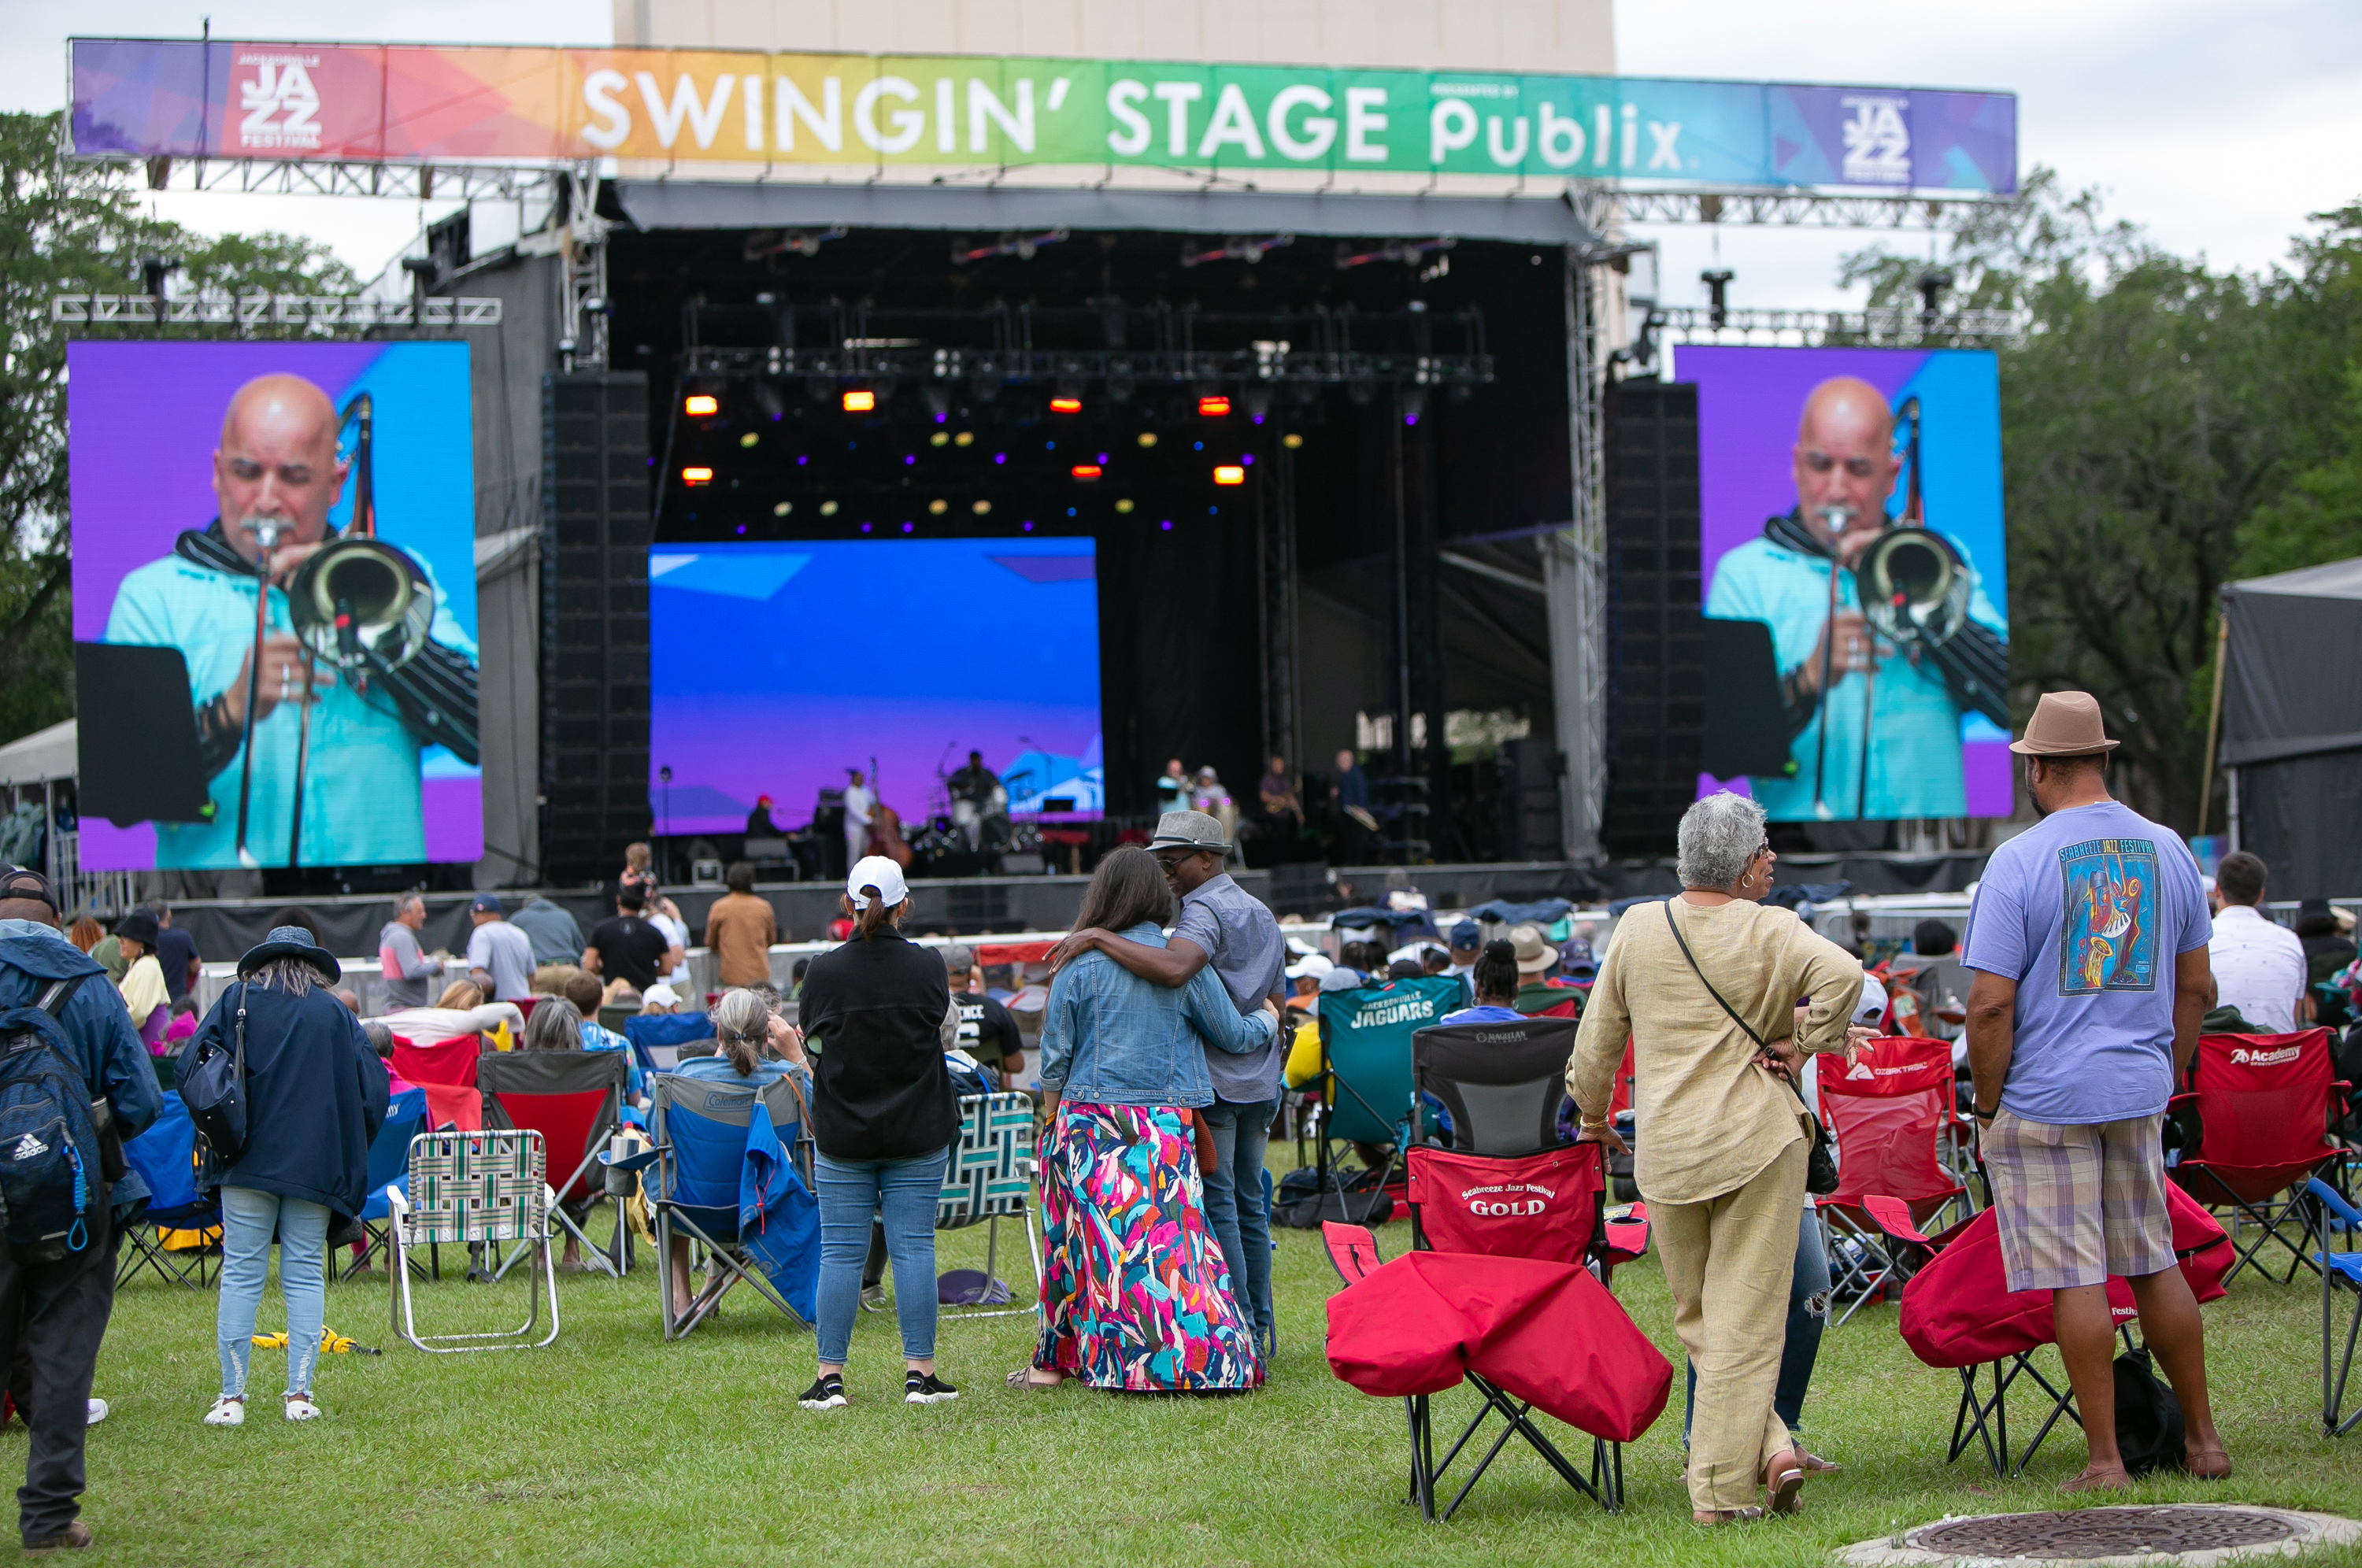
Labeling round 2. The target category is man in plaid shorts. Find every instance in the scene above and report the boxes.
[1960,690,2229,1489]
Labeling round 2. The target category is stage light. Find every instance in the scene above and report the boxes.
[1137,432,1157,448]
[820,500,839,516]
[1116,499,1135,513]
[929,499,948,515]
[1213,465,1245,486]
[972,500,991,515]
[682,467,713,486]
[1283,433,1305,449]
[739,432,759,448]
[955,431,975,447]
[1160,520,1172,531]
[902,522,914,533]
[842,389,876,412]
[1071,464,1103,480]
[773,501,792,516]
[931,431,950,446]
[683,394,720,416]
[1050,396,1083,414]
[1198,395,1231,417]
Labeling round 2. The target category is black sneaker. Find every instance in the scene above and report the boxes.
[798,1374,847,1411]
[904,1371,959,1405]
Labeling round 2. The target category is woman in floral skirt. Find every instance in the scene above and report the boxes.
[1015,848,1279,1392]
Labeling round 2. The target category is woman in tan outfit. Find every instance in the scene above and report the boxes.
[1568,793,1862,1523]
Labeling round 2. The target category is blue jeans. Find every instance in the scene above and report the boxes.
[1199,1097,1277,1341]
[815,1148,948,1366]
[216,1187,330,1400]
[1683,1203,1831,1440]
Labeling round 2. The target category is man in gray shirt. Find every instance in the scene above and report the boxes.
[377,893,446,1009]
[1049,809,1285,1353]
[464,895,537,1002]
[507,895,587,970]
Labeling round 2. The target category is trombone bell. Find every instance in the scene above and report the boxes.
[287,538,434,672]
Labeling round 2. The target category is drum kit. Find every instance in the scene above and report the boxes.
[907,763,1014,867]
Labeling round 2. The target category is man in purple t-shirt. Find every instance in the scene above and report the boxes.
[1960,691,2227,1491]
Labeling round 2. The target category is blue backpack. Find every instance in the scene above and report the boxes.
[0,975,102,1260]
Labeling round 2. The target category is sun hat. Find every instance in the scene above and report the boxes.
[1509,923,1556,974]
[237,924,341,983]
[846,854,911,910]
[2008,690,2120,756]
[112,908,161,949]
[1146,809,1231,856]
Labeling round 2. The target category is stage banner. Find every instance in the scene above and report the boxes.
[69,39,2015,194]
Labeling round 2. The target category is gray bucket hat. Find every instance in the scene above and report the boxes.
[1146,809,1231,856]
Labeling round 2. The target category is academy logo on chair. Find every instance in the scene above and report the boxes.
[2228,1044,2303,1067]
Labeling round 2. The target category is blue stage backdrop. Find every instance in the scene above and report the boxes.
[648,537,1102,836]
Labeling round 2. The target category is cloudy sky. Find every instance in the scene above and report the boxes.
[7,0,2360,304]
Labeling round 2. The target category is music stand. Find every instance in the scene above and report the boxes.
[1701,618,1793,780]
[72,643,212,827]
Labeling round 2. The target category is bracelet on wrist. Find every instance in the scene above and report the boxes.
[1972,1106,1997,1121]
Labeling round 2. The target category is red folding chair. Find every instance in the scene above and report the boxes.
[1816,1036,1973,1324]
[2168,1029,2349,1285]
[391,1035,486,1133]
[478,1051,630,1278]
[1900,1184,2232,1476]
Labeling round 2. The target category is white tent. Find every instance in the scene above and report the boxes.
[0,720,74,789]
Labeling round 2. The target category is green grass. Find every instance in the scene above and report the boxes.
[50,1204,2362,1566]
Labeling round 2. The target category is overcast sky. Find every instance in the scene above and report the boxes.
[6,0,2360,305]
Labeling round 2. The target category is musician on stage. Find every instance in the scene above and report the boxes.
[1703,375,2005,820]
[101,374,477,867]
[946,749,1000,852]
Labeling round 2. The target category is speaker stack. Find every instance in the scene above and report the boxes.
[1602,378,1705,856]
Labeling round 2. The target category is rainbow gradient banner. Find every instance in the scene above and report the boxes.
[69,39,2015,193]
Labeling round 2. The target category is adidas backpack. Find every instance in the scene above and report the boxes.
[0,976,104,1262]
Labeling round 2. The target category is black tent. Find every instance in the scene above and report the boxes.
[2219,556,2362,898]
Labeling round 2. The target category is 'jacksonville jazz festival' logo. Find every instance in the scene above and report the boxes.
[1839,95,1910,186]
[238,55,324,152]
[2058,838,2161,995]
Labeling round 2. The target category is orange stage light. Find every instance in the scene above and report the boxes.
[1071,464,1103,479]
[682,467,714,486]
[1198,395,1231,416]
[1050,396,1083,413]
[842,389,876,412]
[1212,464,1245,485]
[683,394,719,416]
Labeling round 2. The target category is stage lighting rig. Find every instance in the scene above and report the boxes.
[1335,237,1456,270]
[1179,234,1294,268]
[951,230,1069,265]
[743,227,846,262]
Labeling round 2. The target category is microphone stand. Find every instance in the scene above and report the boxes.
[1808,505,1853,821]
[232,518,285,868]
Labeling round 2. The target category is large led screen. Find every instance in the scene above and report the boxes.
[1677,346,2011,820]
[649,538,1101,836]
[68,342,480,869]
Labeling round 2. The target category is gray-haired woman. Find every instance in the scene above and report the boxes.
[1567,793,1861,1523]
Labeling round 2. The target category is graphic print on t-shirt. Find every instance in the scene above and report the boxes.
[2057,837,2160,994]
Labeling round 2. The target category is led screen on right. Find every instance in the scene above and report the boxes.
[1678,346,2011,821]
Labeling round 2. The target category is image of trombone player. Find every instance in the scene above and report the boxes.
[102,373,478,867]
[1703,375,2007,820]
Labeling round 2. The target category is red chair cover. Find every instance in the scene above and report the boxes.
[2173,1030,2343,1204]
[494,1089,611,1203]
[1820,1036,1961,1209]
[419,1082,483,1133]
[1323,1222,1384,1286]
[390,1036,481,1090]
[1899,1184,2231,1369]
[1407,1143,1603,1266]
[1324,1250,1672,1443]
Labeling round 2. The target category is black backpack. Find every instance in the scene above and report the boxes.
[0,974,106,1262]
[1274,1163,1394,1230]
[2112,1346,2186,1476]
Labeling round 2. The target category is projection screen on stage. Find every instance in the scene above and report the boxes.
[1677,345,2011,822]
[648,537,1103,836]
[67,341,482,871]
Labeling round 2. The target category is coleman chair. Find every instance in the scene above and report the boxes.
[1312,975,1464,1219]
[1899,1183,2232,1476]
[625,1011,716,1078]
[2304,1178,2362,1437]
[339,1085,430,1282]
[2169,1029,2349,1285]
[386,1129,562,1352]
[1815,1036,1975,1324]
[478,1050,629,1278]
[117,1092,220,1290]
[650,1072,819,1341]
[933,1090,1041,1319]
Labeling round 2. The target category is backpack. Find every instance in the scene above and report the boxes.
[0,974,104,1262]
[2112,1345,2186,1477]
[1274,1163,1395,1230]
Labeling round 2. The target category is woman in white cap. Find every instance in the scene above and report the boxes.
[792,856,961,1411]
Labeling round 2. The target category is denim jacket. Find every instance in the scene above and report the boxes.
[1038,923,1276,1108]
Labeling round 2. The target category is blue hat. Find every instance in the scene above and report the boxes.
[1449,919,1480,949]
[472,893,505,914]
[237,925,340,983]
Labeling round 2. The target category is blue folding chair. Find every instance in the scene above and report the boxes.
[1314,976,1464,1219]
[650,1071,818,1341]
[625,1012,719,1077]
[341,1086,429,1282]
[2308,1178,2362,1437]
[117,1092,220,1289]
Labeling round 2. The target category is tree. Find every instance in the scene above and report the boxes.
[0,110,356,746]
[1842,172,2362,830]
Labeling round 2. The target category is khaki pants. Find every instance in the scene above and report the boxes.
[1653,1138,1806,1511]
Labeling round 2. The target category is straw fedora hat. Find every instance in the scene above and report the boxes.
[2008,690,2121,756]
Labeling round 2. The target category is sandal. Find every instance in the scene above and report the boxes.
[2059,1465,2132,1494]
[1694,1507,1765,1525]
[1797,1449,1842,1474]
[1004,1366,1062,1390]
[1762,1448,1805,1515]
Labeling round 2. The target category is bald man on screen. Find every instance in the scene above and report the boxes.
[101,373,479,867]
[1703,375,2006,820]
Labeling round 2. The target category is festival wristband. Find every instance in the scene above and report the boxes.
[1972,1105,1997,1122]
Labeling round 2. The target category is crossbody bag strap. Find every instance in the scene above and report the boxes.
[38,972,86,1020]
[1660,900,1767,1049]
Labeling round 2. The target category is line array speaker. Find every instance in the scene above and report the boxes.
[542,372,652,884]
[1602,377,1704,856]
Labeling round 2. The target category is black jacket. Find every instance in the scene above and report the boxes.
[179,978,390,1216]
[798,932,957,1162]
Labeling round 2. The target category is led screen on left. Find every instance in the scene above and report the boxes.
[67,341,482,870]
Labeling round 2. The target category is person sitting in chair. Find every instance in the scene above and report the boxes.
[1442,941,1525,1026]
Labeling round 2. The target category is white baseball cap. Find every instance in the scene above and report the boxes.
[643,983,681,1008]
[1286,952,1335,982]
[1853,975,1888,1026]
[846,855,910,911]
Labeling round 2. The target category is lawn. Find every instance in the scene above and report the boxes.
[50,1198,2362,1567]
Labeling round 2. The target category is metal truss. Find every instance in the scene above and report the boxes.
[91,153,564,204]
[1650,304,2024,348]
[50,294,503,329]
[680,343,1491,391]
[1596,185,2009,229]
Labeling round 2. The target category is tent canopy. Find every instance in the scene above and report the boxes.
[2219,556,2362,900]
[0,721,75,789]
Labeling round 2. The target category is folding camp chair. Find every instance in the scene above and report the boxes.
[340,1085,430,1281]
[391,1035,485,1133]
[1815,1036,1974,1324]
[386,1129,562,1352]
[934,1091,1041,1319]
[1313,976,1464,1219]
[625,1012,716,1079]
[117,1092,220,1289]
[2169,1029,2348,1285]
[1899,1184,2233,1476]
[478,1050,629,1278]
[2306,1178,2362,1437]
[650,1072,818,1341]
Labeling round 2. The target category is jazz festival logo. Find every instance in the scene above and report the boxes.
[237,54,324,151]
[1457,1180,1557,1218]
[2057,838,2161,996]
[1839,94,1910,186]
